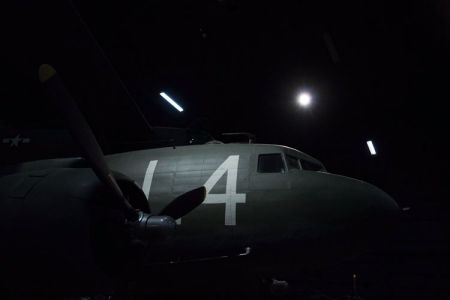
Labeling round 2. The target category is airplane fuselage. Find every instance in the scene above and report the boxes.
[0,143,399,279]
[105,143,399,268]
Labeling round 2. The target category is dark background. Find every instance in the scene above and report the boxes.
[0,1,449,297]
[2,0,449,208]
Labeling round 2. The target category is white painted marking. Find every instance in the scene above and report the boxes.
[203,155,246,226]
[142,156,246,226]
[142,160,182,224]
[142,160,158,198]
[2,134,30,147]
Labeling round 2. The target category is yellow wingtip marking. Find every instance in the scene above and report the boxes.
[38,64,56,82]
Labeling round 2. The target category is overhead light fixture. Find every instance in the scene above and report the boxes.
[160,92,184,112]
[366,140,376,155]
[298,92,311,107]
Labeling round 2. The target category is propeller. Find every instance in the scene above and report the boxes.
[39,64,137,217]
[38,64,205,237]
[159,186,206,220]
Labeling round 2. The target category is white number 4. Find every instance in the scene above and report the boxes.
[203,155,246,226]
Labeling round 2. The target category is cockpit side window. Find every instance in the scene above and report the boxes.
[285,154,300,170]
[257,154,285,173]
[300,159,324,171]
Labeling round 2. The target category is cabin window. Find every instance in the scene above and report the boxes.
[300,159,324,171]
[285,154,300,170]
[258,154,285,173]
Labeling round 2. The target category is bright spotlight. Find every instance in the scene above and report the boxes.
[298,92,311,107]
[160,92,184,112]
[366,140,377,155]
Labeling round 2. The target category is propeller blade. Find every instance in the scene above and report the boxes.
[38,64,136,215]
[159,186,206,220]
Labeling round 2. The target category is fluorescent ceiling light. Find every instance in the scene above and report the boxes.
[160,92,184,112]
[366,140,376,155]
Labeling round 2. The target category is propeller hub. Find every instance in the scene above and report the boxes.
[132,211,176,241]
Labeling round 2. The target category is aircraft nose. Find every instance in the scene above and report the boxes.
[323,175,400,258]
[349,180,401,252]
[362,181,400,219]
[314,173,400,223]
[332,176,401,240]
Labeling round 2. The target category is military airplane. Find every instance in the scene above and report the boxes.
[0,65,400,298]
